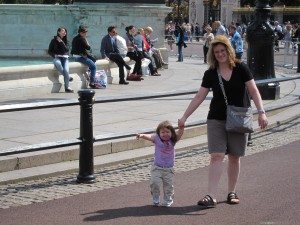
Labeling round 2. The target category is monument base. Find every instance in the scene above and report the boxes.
[257,83,280,100]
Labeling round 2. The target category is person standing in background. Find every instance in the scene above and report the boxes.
[203,26,214,64]
[229,25,243,60]
[175,25,187,62]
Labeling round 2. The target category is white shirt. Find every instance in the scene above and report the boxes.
[115,35,128,56]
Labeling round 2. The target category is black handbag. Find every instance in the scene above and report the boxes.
[217,69,254,133]
[87,54,97,63]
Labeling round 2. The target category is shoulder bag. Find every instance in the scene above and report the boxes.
[217,69,254,133]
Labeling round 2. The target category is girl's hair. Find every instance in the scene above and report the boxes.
[125,25,134,33]
[207,35,237,70]
[156,120,177,144]
[57,27,68,44]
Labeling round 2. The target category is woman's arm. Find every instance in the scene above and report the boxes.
[246,79,268,129]
[178,86,210,127]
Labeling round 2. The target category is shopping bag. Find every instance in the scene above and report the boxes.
[141,58,151,76]
[94,70,107,89]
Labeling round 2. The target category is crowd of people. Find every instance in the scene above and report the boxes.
[274,21,300,54]
[166,19,300,64]
[165,20,246,63]
[48,24,166,91]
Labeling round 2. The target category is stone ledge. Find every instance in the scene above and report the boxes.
[0,48,168,101]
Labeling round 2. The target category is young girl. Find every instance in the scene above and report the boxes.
[136,120,184,207]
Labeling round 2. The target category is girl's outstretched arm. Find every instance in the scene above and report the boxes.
[136,133,153,142]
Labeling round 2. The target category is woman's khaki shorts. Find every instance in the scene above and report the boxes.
[207,119,248,156]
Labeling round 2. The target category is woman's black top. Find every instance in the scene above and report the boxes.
[71,34,91,56]
[48,36,69,58]
[201,62,253,120]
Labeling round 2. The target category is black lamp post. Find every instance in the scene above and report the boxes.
[177,0,181,24]
[246,0,280,100]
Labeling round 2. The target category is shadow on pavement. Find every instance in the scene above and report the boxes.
[82,205,211,222]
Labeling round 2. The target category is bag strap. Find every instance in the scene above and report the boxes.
[217,68,251,107]
[217,68,228,106]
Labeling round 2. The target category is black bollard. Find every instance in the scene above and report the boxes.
[246,0,280,100]
[77,89,96,183]
[297,43,300,73]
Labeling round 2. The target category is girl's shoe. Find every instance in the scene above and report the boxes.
[162,199,173,207]
[153,198,160,206]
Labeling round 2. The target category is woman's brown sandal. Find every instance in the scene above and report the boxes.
[197,195,217,208]
[227,192,240,204]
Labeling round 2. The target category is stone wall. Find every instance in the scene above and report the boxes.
[0,3,170,58]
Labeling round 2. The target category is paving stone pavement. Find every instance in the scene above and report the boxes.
[0,116,300,210]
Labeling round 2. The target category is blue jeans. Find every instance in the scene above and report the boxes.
[74,57,97,84]
[177,45,183,62]
[53,57,70,89]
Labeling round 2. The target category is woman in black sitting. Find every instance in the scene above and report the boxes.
[124,25,143,76]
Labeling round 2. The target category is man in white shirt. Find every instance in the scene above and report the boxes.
[215,21,226,36]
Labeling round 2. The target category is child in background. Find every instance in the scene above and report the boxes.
[136,120,184,207]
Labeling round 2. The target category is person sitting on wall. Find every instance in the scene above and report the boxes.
[71,25,101,89]
[48,27,74,93]
[143,26,168,69]
[124,25,143,76]
[100,26,132,85]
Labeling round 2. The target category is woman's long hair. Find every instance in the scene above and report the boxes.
[57,27,68,44]
[207,35,237,70]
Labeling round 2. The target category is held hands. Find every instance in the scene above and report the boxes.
[178,118,186,129]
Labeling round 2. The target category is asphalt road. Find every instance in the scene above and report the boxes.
[1,139,299,225]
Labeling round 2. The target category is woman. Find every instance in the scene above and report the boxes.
[178,35,268,207]
[203,26,214,63]
[48,27,73,93]
[71,25,100,89]
[124,25,142,75]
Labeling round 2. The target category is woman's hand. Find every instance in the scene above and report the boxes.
[178,117,186,129]
[258,113,268,129]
